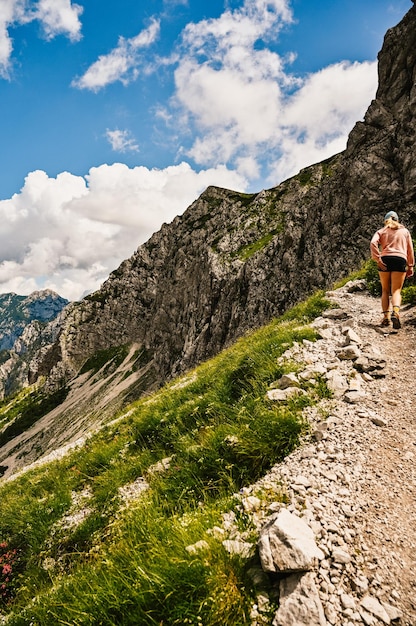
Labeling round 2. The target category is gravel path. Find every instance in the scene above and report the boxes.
[241,282,416,625]
[340,289,416,625]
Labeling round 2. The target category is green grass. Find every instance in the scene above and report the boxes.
[79,345,130,376]
[0,386,69,446]
[0,290,332,625]
[234,231,277,261]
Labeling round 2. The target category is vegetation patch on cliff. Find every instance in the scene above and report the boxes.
[79,345,130,377]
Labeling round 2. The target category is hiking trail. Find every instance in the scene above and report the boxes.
[238,281,416,626]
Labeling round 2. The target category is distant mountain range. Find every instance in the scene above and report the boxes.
[0,290,69,351]
[0,290,69,398]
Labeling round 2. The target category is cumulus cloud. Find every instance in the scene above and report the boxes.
[0,0,82,77]
[270,60,378,181]
[0,0,19,75]
[72,18,160,91]
[106,129,139,153]
[34,0,83,41]
[170,0,377,185]
[0,163,246,300]
[181,0,293,52]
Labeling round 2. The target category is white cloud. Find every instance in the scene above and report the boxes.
[181,0,293,52]
[72,18,160,91]
[164,0,188,6]
[0,0,25,76]
[0,0,82,76]
[0,163,246,300]
[106,129,139,153]
[281,61,377,134]
[169,0,378,185]
[269,60,378,181]
[34,0,83,41]
[0,24,13,77]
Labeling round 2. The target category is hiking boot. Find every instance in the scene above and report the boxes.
[380,317,390,327]
[391,312,401,329]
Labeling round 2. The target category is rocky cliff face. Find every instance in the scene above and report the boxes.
[41,3,416,394]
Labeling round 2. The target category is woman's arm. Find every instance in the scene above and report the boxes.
[370,230,381,262]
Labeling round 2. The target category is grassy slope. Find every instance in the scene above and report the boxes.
[0,291,333,626]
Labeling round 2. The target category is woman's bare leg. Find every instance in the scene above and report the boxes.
[391,271,406,307]
[378,271,391,314]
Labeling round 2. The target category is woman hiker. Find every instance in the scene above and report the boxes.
[370,210,415,329]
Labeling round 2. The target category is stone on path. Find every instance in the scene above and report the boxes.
[360,595,391,624]
[325,370,349,398]
[272,572,327,626]
[258,508,324,573]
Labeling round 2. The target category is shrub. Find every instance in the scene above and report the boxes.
[362,260,381,297]
[402,284,416,304]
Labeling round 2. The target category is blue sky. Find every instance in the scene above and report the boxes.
[0,0,412,299]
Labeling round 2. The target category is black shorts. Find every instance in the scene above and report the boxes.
[380,256,407,272]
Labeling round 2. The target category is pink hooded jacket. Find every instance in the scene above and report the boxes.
[370,225,415,266]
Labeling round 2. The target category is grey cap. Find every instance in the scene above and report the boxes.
[384,210,398,221]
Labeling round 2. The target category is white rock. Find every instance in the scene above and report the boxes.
[332,548,351,564]
[272,572,327,626]
[257,593,270,613]
[185,540,210,554]
[381,601,402,621]
[292,475,312,488]
[222,539,253,558]
[360,595,391,624]
[326,370,349,397]
[360,609,376,625]
[336,344,361,360]
[370,416,388,427]
[344,390,366,404]
[275,373,300,389]
[343,328,363,345]
[322,309,348,320]
[300,363,328,378]
[324,602,338,625]
[341,593,356,610]
[266,387,306,401]
[316,327,336,341]
[243,496,262,512]
[258,509,324,573]
[353,575,369,596]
